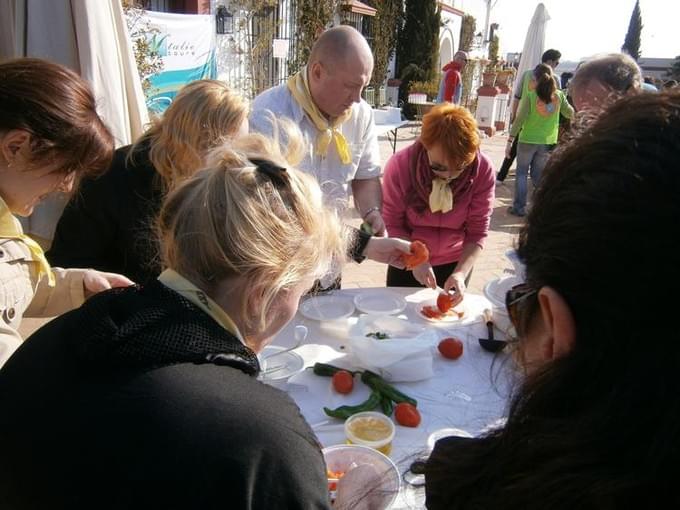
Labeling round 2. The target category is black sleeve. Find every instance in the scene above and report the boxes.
[347,226,371,263]
[47,156,122,272]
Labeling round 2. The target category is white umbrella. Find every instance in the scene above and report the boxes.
[1,0,149,245]
[513,3,551,93]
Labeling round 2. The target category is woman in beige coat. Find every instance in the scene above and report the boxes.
[0,58,133,366]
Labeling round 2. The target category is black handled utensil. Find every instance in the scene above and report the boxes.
[478,309,507,352]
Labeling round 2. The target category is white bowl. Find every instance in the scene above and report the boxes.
[323,444,401,508]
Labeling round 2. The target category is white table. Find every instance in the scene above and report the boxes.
[266,287,515,508]
[374,120,409,154]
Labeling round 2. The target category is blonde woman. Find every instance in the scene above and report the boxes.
[47,79,249,284]
[0,126,391,508]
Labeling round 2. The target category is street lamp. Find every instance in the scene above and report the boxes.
[473,32,484,48]
[215,5,233,35]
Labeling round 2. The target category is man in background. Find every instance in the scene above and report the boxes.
[436,51,468,104]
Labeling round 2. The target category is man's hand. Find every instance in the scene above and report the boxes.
[363,237,411,267]
[412,262,436,289]
[83,270,134,299]
[364,209,386,237]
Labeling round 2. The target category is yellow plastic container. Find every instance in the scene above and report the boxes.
[344,411,395,456]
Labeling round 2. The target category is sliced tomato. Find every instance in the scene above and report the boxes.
[421,305,443,319]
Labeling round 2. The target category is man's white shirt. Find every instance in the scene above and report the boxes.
[250,84,381,214]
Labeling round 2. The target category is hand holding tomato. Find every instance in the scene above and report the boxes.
[444,271,467,298]
[401,240,429,270]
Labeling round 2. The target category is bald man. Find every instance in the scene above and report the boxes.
[250,26,385,238]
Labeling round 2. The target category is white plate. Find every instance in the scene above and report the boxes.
[353,291,407,315]
[258,345,305,383]
[483,275,521,308]
[299,295,355,321]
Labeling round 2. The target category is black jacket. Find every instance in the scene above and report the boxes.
[47,144,371,283]
[47,143,163,285]
[0,281,329,510]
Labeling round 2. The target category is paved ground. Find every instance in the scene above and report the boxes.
[19,126,520,339]
[343,124,520,294]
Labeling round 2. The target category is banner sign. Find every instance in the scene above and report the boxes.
[141,11,216,114]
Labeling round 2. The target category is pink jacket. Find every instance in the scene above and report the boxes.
[382,143,495,266]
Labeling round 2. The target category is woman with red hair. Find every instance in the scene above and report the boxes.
[382,104,495,295]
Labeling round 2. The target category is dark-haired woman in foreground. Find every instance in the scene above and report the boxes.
[0,58,132,366]
[426,91,680,508]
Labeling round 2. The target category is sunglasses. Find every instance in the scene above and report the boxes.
[505,283,538,331]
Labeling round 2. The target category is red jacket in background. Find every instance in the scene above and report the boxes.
[442,61,464,103]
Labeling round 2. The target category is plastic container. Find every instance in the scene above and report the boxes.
[322,444,401,508]
[344,411,395,456]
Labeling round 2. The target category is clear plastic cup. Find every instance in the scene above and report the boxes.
[344,411,395,456]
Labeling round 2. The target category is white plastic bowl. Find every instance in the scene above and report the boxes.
[323,444,401,508]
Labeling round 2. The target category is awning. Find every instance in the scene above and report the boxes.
[342,0,377,17]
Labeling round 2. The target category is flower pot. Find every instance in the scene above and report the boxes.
[482,72,497,87]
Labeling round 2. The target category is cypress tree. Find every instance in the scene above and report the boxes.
[621,0,643,61]
[395,0,441,114]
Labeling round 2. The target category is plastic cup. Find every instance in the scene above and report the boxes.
[344,411,395,456]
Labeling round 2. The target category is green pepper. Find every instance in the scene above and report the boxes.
[313,362,345,377]
[380,394,394,416]
[361,370,418,407]
[323,390,382,419]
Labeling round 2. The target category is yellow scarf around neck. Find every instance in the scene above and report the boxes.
[157,269,245,345]
[0,197,55,286]
[429,178,454,213]
[287,66,353,164]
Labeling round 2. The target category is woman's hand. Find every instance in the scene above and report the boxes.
[363,237,411,268]
[83,270,134,299]
[413,262,436,289]
[444,271,466,297]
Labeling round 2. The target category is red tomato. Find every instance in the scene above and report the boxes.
[401,240,430,270]
[436,293,454,312]
[437,292,463,312]
[438,338,464,360]
[394,402,421,427]
[331,370,354,394]
[421,305,443,319]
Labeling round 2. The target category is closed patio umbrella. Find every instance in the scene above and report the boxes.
[0,0,149,246]
[513,3,551,93]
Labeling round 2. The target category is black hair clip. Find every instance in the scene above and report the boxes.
[250,158,288,187]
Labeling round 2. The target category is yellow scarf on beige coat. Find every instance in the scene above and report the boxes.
[0,197,55,286]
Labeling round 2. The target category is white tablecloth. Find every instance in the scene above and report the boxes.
[266,287,517,508]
